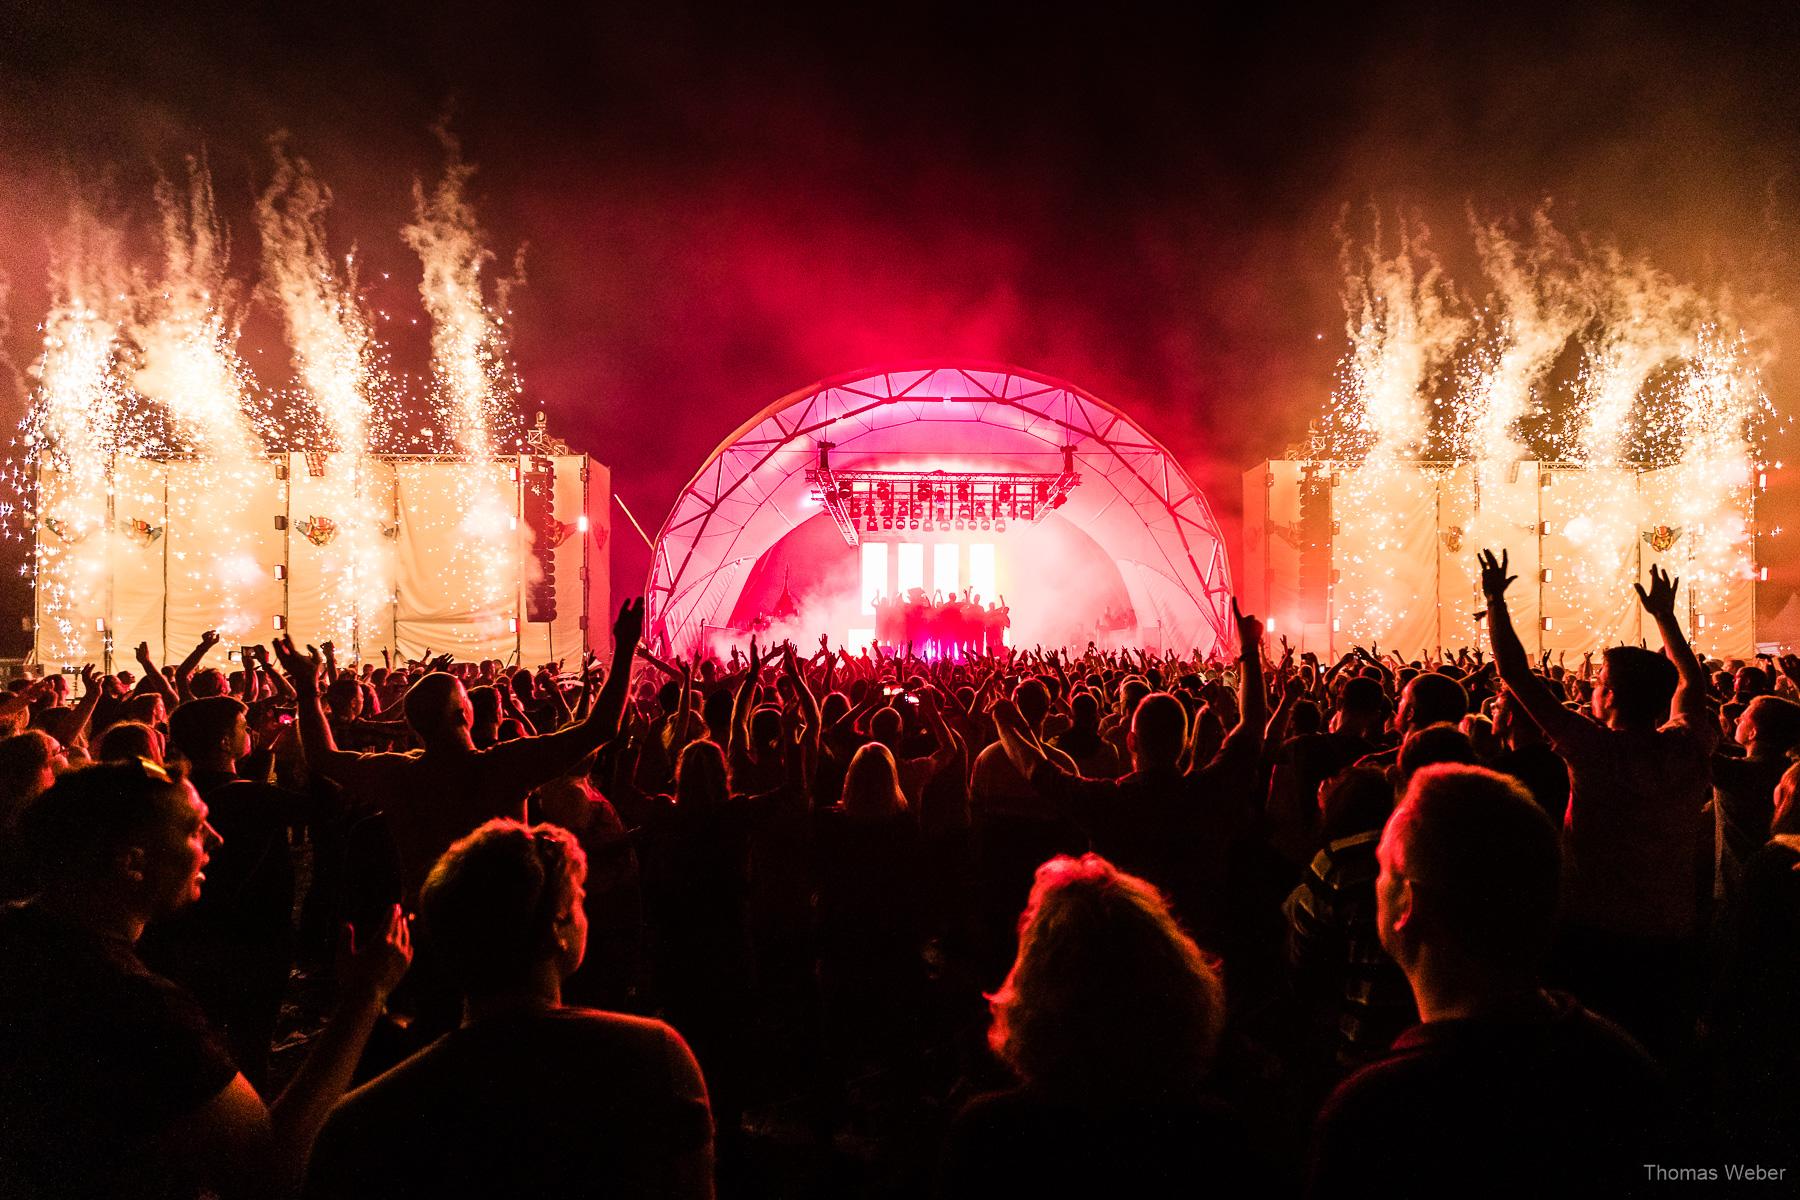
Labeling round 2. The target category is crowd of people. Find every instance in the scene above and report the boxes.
[1,550,1797,1196]
[868,590,1009,660]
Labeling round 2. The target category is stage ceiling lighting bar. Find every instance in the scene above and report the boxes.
[805,457,1080,548]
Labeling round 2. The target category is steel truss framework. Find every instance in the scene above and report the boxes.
[647,363,1234,656]
[804,463,1082,544]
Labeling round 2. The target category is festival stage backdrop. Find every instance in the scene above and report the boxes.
[1243,460,1758,659]
[33,453,607,670]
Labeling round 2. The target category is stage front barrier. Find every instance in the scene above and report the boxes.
[32,453,608,672]
[1242,460,1757,659]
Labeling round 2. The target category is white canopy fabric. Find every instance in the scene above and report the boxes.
[647,364,1234,656]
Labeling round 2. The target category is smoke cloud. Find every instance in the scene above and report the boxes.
[1,2,1797,654]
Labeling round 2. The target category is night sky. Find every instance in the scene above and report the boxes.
[2,0,1797,653]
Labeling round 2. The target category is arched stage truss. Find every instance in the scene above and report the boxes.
[646,363,1234,656]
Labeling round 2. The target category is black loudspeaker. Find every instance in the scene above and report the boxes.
[523,460,558,622]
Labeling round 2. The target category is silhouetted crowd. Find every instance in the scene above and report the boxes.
[868,590,1009,660]
[2,549,1798,1197]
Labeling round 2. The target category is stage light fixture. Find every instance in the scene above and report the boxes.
[909,518,921,530]
[980,518,991,530]
[995,518,1007,532]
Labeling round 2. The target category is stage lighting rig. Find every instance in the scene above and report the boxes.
[804,443,1080,547]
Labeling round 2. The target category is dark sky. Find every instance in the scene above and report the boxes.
[2,0,1798,649]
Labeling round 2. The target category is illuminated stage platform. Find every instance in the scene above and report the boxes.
[32,452,609,671]
[1242,458,1759,659]
[648,363,1234,658]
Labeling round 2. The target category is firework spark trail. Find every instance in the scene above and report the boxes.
[1337,217,1468,463]
[256,141,391,650]
[1453,214,1588,624]
[1463,212,1586,468]
[403,136,524,633]
[1322,215,1766,654]
[1331,218,1466,645]
[28,209,131,664]
[1552,253,1705,645]
[1663,330,1761,635]
[132,158,266,642]
[1576,251,1702,467]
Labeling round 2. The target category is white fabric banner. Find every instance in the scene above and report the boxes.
[394,461,520,663]
[110,460,170,667]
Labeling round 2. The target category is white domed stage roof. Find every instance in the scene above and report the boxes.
[647,363,1234,656]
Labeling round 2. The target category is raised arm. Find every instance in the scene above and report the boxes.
[248,645,296,703]
[134,641,180,711]
[542,667,575,730]
[1635,563,1710,724]
[64,665,105,753]
[917,686,962,774]
[1478,548,1586,742]
[635,644,682,680]
[175,630,221,702]
[671,656,696,750]
[1203,598,1267,775]
[486,601,645,790]
[266,906,410,1182]
[497,677,538,737]
[783,644,819,734]
[271,636,366,782]
[728,638,763,764]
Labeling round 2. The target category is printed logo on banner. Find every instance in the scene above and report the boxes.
[120,518,164,547]
[1643,525,1682,553]
[298,516,338,546]
[1441,525,1464,553]
[44,518,86,545]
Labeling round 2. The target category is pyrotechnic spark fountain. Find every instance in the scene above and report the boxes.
[132,158,267,644]
[26,209,132,664]
[1662,329,1762,630]
[256,142,393,651]
[1321,212,1769,655]
[1329,217,1466,646]
[1448,215,1592,637]
[403,136,524,634]
[9,136,589,669]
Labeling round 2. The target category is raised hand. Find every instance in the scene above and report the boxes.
[1634,563,1679,618]
[79,664,99,695]
[338,905,413,1004]
[135,641,155,667]
[199,629,220,649]
[1231,597,1263,656]
[271,635,323,694]
[611,597,645,648]
[1477,549,1516,600]
[990,696,1025,732]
